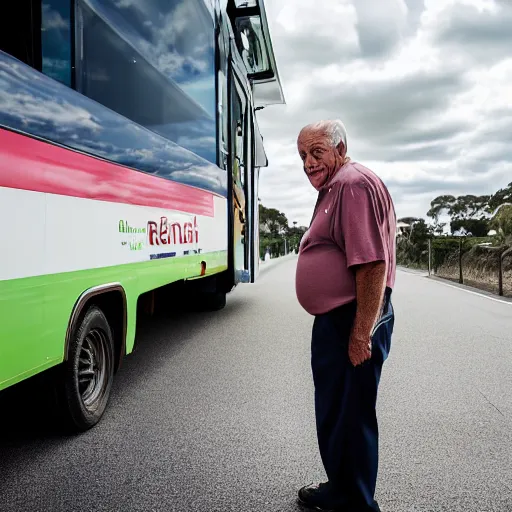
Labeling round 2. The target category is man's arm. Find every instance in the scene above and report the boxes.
[349,261,387,366]
[334,178,389,366]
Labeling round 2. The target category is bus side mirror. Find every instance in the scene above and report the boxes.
[234,15,271,78]
[227,0,286,108]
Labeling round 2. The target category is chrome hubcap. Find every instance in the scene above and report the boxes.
[78,329,108,410]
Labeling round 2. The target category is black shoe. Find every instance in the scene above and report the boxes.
[297,482,346,511]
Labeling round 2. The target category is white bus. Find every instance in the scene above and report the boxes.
[0,0,284,431]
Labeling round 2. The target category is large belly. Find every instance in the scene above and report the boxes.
[295,245,355,315]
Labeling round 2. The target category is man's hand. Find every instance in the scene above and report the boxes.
[348,332,372,367]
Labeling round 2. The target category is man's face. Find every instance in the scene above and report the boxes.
[297,128,345,190]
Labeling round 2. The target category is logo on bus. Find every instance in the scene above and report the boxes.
[147,216,199,246]
[119,220,147,235]
[119,220,146,251]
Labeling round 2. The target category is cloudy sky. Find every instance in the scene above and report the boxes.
[256,0,512,227]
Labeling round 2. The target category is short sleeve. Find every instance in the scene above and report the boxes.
[337,180,386,268]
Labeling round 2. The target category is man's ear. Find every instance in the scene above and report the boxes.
[336,142,346,157]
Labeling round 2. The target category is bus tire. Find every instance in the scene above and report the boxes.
[198,291,227,311]
[60,306,115,432]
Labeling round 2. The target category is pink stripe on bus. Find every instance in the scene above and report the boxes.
[0,128,216,217]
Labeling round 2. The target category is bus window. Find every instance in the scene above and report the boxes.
[75,0,217,163]
[218,70,229,170]
[217,25,229,170]
[0,0,41,70]
[0,0,71,86]
[41,0,73,87]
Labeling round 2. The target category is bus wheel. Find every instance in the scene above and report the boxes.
[61,306,115,432]
[197,291,227,311]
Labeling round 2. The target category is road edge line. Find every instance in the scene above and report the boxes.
[405,271,512,305]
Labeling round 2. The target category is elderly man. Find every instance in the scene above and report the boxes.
[295,120,396,512]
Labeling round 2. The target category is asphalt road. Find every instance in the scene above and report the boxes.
[1,257,511,512]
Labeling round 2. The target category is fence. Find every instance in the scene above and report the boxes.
[428,238,512,297]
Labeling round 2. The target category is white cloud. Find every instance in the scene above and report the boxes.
[42,3,70,30]
[257,0,512,227]
[353,0,408,57]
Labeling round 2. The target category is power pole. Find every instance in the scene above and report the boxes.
[428,238,432,276]
[459,237,463,284]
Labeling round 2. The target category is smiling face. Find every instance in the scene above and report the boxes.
[297,127,346,190]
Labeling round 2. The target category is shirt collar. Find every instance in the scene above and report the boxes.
[320,159,351,191]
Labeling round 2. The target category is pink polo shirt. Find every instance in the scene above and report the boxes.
[295,161,396,316]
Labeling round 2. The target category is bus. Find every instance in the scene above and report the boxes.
[0,0,284,431]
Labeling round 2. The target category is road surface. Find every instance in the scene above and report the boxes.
[1,257,511,512]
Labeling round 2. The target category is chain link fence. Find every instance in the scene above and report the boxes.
[428,238,512,297]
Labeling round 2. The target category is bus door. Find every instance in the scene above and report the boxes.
[229,68,254,284]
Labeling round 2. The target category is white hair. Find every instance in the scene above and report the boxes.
[302,119,348,150]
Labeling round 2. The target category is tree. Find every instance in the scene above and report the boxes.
[450,195,490,220]
[488,182,512,212]
[450,218,489,237]
[258,203,303,257]
[286,224,307,253]
[426,195,457,221]
[432,222,447,236]
[426,195,456,235]
[427,194,491,236]
[396,217,431,266]
[259,204,288,237]
[490,203,512,238]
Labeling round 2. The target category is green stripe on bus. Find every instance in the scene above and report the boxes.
[0,251,227,391]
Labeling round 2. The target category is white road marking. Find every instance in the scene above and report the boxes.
[400,270,512,305]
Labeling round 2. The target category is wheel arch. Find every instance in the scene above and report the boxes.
[64,283,127,373]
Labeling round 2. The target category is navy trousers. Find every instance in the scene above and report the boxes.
[311,288,394,511]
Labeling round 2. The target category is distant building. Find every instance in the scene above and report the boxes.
[396,221,410,237]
